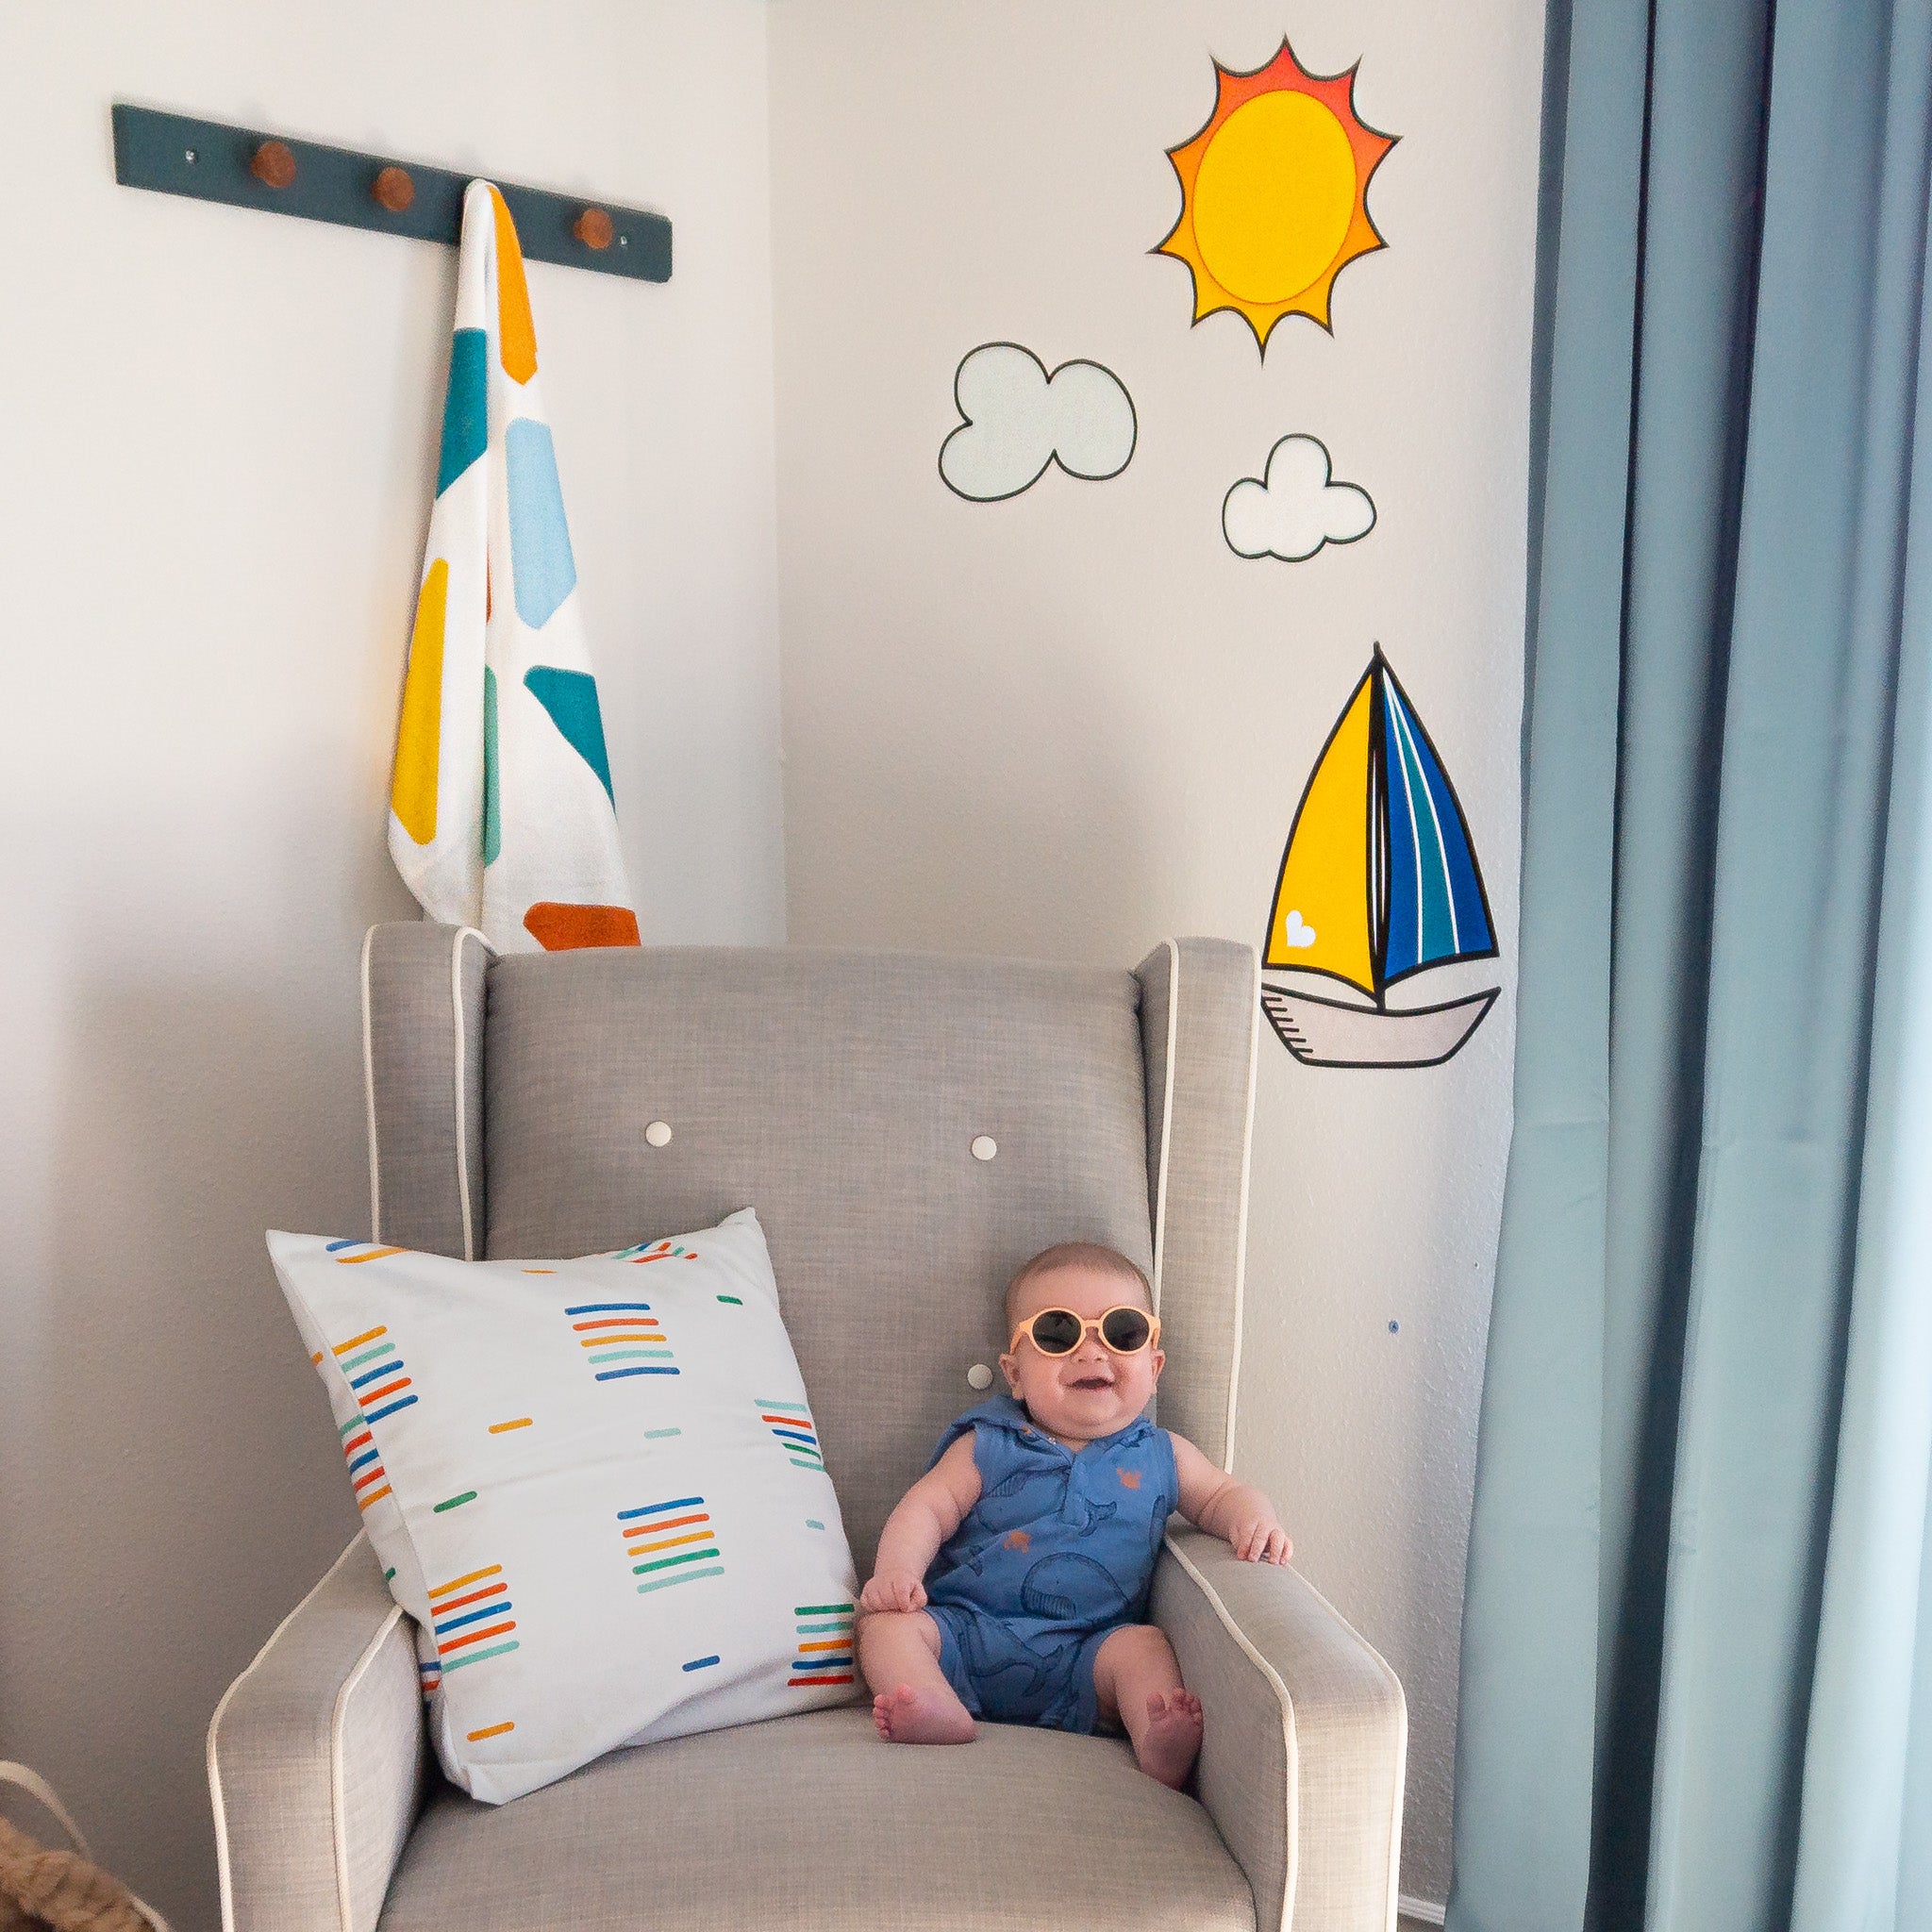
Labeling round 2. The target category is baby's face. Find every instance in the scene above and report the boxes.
[999,1262,1163,1446]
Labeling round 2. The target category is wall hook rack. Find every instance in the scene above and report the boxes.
[111,105,672,284]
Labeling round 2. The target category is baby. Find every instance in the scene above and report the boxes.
[857,1241,1292,1788]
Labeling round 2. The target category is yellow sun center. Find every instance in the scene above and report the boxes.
[1191,92,1357,304]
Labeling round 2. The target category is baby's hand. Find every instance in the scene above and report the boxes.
[859,1570,929,1614]
[1228,1516,1292,1565]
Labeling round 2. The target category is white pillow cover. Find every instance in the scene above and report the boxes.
[266,1208,860,1804]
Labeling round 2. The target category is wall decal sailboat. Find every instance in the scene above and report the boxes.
[1261,648,1499,1069]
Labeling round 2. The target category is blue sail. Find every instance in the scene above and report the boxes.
[1379,671,1493,984]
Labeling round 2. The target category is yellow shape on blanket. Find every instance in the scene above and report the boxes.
[490,187,538,385]
[391,558,448,844]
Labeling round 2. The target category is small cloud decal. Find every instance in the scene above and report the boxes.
[941,343,1137,502]
[1223,434,1375,561]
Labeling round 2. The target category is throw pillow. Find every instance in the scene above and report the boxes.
[266,1208,859,1803]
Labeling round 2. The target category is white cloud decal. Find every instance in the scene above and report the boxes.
[940,343,1137,502]
[1223,434,1376,561]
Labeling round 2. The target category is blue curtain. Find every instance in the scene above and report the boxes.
[1447,0,1932,1926]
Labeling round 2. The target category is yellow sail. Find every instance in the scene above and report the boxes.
[1264,668,1377,992]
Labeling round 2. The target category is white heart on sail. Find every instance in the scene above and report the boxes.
[1282,910,1317,948]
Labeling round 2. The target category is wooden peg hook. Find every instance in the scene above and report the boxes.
[574,207,614,250]
[250,140,296,189]
[372,165,415,212]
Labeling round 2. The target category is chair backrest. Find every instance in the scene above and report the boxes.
[362,928,1258,1568]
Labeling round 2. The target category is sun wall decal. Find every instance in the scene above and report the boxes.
[1156,41,1396,353]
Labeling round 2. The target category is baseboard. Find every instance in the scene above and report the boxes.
[1398,1894,1447,1927]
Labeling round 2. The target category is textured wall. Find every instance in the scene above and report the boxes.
[767,2,1542,1905]
[0,6,782,1923]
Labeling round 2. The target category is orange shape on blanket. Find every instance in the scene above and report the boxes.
[523,902,641,950]
[1003,1530,1032,1552]
[489,187,538,385]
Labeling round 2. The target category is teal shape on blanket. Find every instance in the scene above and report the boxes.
[525,666,613,801]
[437,330,487,495]
[482,667,501,864]
[505,418,577,626]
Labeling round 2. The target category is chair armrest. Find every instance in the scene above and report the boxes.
[208,1534,425,1932]
[1153,1527,1406,1932]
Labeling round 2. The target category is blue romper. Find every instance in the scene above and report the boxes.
[922,1393,1180,1734]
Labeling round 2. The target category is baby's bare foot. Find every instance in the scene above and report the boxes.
[1137,1689,1204,1788]
[871,1683,976,1745]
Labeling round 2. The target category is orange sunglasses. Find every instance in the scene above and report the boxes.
[1008,1306,1161,1358]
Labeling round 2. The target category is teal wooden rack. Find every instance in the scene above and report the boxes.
[111,105,672,284]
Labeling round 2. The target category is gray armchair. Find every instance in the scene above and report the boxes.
[209,928,1405,1931]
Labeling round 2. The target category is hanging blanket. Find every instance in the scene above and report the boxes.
[388,181,638,952]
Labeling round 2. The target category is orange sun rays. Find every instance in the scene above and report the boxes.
[1157,42,1396,353]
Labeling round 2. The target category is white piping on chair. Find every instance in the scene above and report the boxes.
[1224,944,1261,1474]
[331,1601,408,1932]
[1163,1533,1299,1932]
[449,927,491,1261]
[361,928,382,1242]
[1149,939,1180,1316]
[208,1534,371,1932]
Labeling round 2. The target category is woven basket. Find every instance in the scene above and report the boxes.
[0,1765,171,1932]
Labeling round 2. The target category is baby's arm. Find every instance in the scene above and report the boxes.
[1172,1433,1293,1564]
[858,1433,985,1613]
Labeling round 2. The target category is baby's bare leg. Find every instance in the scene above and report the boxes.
[857,1608,976,1744]
[1092,1624,1203,1789]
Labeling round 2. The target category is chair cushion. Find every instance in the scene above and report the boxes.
[482,948,1158,1572]
[375,1708,1255,1931]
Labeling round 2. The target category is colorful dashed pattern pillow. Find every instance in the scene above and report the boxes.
[267,1208,859,1804]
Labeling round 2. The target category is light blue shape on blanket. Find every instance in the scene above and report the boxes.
[505,418,577,627]
[437,330,488,495]
[524,667,613,801]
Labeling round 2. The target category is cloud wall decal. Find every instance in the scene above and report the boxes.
[1223,433,1375,561]
[940,343,1137,502]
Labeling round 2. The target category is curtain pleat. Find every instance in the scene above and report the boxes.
[1448,4,1649,1916]
[1788,63,1932,1922]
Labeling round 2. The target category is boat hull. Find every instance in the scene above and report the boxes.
[1260,981,1499,1069]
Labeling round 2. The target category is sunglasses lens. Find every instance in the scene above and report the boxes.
[1101,1307,1152,1353]
[1029,1309,1084,1355]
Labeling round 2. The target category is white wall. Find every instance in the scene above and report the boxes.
[0,6,782,1923]
[767,2,1542,1905]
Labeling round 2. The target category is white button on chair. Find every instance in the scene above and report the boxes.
[970,1135,997,1161]
[966,1363,994,1390]
[645,1121,673,1147]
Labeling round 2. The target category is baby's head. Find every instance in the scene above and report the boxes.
[998,1241,1162,1444]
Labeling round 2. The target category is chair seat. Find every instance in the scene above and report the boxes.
[377,1707,1257,1932]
